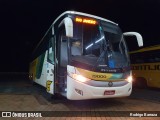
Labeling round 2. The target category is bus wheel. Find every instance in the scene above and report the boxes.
[136,78,147,89]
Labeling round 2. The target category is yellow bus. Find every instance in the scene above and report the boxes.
[130,45,160,88]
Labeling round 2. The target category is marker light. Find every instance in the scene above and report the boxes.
[75,17,97,25]
[72,74,90,83]
[126,76,133,83]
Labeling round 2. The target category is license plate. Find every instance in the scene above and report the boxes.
[104,90,115,95]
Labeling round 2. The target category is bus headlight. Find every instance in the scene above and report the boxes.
[126,76,133,83]
[69,73,90,83]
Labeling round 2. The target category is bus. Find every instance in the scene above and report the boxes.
[29,11,143,100]
[130,45,160,88]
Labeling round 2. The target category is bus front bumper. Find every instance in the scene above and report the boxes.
[67,76,132,100]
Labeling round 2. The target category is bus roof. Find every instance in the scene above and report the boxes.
[53,11,118,25]
[129,44,160,54]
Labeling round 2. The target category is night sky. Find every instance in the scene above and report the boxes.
[0,0,160,72]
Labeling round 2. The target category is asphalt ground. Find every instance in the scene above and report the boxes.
[0,75,160,120]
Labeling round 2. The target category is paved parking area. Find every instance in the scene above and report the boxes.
[131,87,160,102]
[0,94,159,120]
[0,78,160,120]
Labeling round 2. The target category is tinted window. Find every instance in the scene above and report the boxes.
[130,50,160,64]
[48,37,54,64]
[32,29,52,60]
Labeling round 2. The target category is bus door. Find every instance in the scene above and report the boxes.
[46,37,55,94]
[55,17,73,96]
[57,32,68,95]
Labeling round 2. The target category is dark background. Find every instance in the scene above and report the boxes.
[0,0,160,72]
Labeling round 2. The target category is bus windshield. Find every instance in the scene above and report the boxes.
[70,19,129,71]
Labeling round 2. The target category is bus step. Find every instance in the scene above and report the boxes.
[60,92,67,97]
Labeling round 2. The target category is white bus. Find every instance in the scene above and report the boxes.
[29,11,143,100]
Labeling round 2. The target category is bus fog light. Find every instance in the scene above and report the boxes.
[126,76,133,83]
[128,88,131,92]
[75,88,83,96]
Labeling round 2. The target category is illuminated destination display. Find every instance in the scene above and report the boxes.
[75,17,96,24]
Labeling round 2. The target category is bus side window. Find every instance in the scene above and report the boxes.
[152,51,160,62]
[48,37,54,64]
[155,57,160,62]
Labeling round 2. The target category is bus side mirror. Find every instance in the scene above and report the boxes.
[64,17,73,37]
[123,32,143,47]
